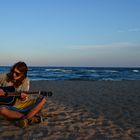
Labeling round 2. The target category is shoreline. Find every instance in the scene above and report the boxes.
[0,80,140,139]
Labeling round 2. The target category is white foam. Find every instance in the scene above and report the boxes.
[133,70,139,73]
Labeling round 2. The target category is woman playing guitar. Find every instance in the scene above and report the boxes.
[0,61,48,128]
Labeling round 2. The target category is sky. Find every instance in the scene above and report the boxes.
[0,0,140,67]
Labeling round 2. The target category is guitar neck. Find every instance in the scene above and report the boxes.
[6,91,40,97]
[6,91,53,97]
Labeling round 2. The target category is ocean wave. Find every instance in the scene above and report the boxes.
[1,66,140,81]
[104,70,118,73]
[132,70,139,73]
[45,68,72,73]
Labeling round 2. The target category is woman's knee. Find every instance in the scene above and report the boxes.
[0,106,9,114]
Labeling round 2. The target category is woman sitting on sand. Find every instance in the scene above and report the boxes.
[0,61,47,128]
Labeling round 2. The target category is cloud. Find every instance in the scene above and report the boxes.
[118,28,140,33]
[67,42,140,51]
[128,28,140,32]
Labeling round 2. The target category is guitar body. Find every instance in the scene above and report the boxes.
[0,86,17,105]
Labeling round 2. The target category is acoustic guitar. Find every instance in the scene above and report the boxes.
[0,86,53,106]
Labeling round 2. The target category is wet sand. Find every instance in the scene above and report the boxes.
[0,80,140,140]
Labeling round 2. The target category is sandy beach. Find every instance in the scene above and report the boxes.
[0,80,140,140]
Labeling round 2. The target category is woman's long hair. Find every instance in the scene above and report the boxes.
[6,61,28,87]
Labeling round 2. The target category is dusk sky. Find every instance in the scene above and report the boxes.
[0,0,140,67]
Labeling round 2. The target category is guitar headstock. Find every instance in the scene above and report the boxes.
[39,91,53,97]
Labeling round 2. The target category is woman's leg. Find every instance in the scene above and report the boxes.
[0,97,47,120]
[0,106,23,120]
[25,98,47,119]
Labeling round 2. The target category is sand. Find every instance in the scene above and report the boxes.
[0,80,140,140]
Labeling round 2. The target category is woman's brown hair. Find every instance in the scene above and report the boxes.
[6,61,28,87]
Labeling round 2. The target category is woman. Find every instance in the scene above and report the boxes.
[0,61,47,128]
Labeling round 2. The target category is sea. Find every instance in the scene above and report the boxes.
[0,66,140,81]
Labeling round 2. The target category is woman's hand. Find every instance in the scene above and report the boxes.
[0,89,6,96]
[20,92,28,101]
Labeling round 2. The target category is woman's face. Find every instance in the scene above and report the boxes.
[13,68,24,80]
